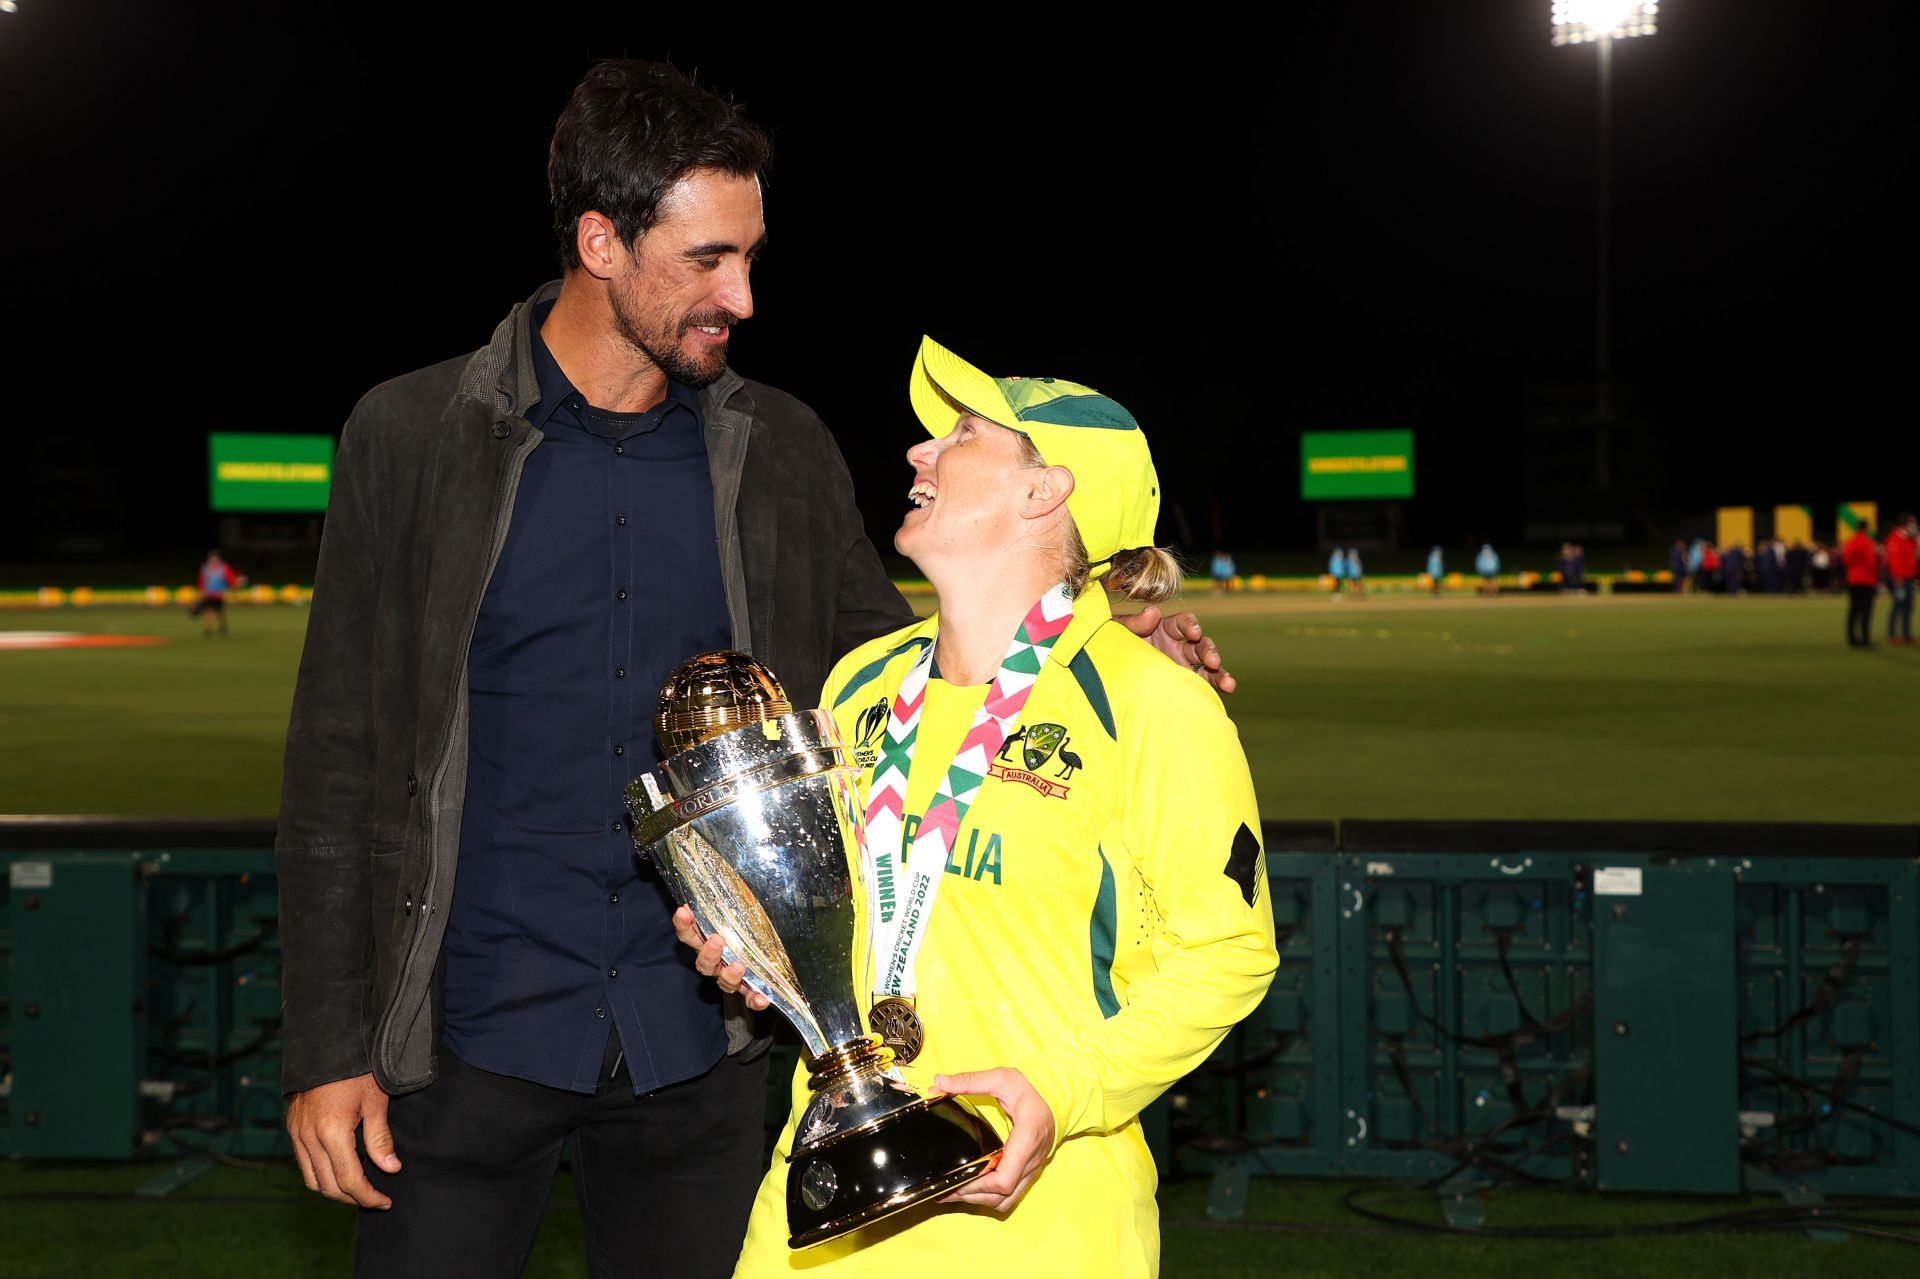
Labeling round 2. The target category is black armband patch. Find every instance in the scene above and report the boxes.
[1224,822,1261,906]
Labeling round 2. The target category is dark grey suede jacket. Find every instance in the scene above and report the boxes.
[275,281,913,1095]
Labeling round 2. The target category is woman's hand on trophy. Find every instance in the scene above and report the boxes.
[931,1067,1055,1213]
[672,905,770,1010]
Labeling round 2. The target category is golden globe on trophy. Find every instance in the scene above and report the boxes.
[626,651,1003,1249]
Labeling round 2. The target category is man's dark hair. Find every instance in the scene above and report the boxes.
[548,60,772,270]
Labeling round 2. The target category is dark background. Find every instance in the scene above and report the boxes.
[0,1,1910,572]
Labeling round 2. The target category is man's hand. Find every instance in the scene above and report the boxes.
[673,905,771,1011]
[932,1067,1056,1212]
[286,1073,399,1209]
[1119,605,1236,694]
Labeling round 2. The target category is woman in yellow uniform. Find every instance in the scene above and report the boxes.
[684,336,1278,1278]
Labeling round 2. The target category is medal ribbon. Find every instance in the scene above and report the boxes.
[860,584,1075,1000]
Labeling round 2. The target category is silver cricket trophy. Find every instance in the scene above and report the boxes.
[626,651,1002,1249]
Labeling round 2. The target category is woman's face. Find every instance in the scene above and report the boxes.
[894,412,1032,563]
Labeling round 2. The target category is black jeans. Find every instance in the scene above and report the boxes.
[1847,585,1876,646]
[355,1038,769,1279]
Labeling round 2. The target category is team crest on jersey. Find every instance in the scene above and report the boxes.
[990,722,1080,799]
[852,697,890,768]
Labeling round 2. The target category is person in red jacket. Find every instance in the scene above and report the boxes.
[1842,523,1882,647]
[1885,512,1918,646]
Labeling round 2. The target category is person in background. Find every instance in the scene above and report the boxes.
[190,549,246,637]
[1810,542,1833,592]
[1701,542,1723,593]
[1475,542,1500,596]
[1569,543,1587,593]
[1426,544,1445,594]
[1209,548,1236,594]
[1687,538,1706,593]
[1756,539,1780,594]
[1668,539,1689,592]
[1721,542,1747,597]
[1346,547,1366,597]
[1786,540,1811,593]
[1885,512,1917,646]
[1842,520,1881,647]
[1327,546,1348,595]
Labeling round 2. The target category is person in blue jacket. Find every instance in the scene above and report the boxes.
[1327,546,1348,594]
[1426,545,1445,595]
[1475,543,1501,596]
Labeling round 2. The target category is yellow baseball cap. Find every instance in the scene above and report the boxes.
[909,335,1160,566]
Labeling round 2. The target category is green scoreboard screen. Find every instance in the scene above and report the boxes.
[1299,429,1415,501]
[208,433,335,512]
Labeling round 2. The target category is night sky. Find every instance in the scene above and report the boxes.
[0,2,1909,564]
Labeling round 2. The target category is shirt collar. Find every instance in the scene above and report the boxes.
[1046,581,1113,668]
[916,581,1114,683]
[526,299,575,431]
[525,299,702,431]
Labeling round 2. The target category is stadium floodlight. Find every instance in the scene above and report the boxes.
[1551,1,1657,46]
[1552,1,1659,428]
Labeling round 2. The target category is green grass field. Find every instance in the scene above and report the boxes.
[3,594,1918,1273]
[2,1160,1914,1278]
[2,592,1913,820]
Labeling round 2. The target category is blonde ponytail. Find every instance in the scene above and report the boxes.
[1105,546,1185,605]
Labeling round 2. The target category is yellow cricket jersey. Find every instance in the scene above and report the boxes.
[733,585,1278,1277]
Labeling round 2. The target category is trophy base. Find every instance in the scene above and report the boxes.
[785,1092,1001,1249]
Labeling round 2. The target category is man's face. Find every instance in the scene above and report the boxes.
[609,169,765,388]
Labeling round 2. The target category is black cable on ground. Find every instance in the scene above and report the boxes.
[1337,1183,1920,1243]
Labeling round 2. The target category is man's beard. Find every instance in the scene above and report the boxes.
[610,284,735,389]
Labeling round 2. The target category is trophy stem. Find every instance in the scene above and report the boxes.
[804,1036,892,1096]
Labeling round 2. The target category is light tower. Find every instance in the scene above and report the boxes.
[1551,2,1658,425]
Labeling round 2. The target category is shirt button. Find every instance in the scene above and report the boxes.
[610,893,620,904]
[614,445,625,456]
[613,744,625,756]
[614,667,626,679]
[594,1007,606,1019]
[611,820,623,833]
[570,397,584,411]
[616,514,628,526]
[608,967,619,979]
[616,589,628,601]
[491,421,511,440]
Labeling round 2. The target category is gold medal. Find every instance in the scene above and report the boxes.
[868,997,925,1065]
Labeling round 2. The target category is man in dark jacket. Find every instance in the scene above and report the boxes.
[276,60,1229,1278]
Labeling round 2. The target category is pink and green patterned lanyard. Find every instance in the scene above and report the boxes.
[860,584,1074,1000]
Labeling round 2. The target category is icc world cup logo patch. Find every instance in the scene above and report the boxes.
[853,697,889,768]
[989,722,1080,798]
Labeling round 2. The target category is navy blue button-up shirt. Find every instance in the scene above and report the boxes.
[442,300,733,1094]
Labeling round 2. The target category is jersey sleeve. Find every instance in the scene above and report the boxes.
[1014,660,1278,1147]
